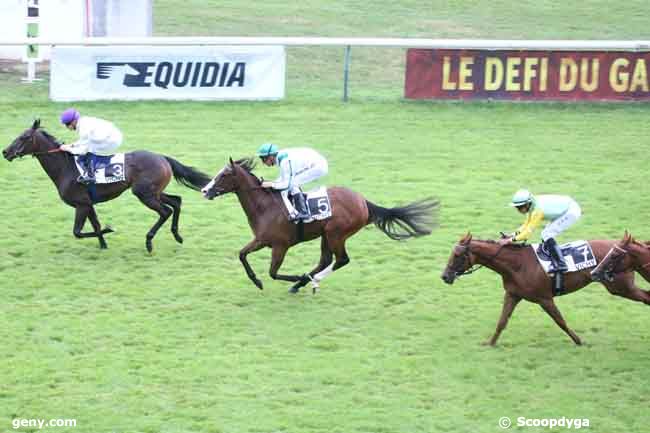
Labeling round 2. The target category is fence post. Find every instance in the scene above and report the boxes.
[343,45,351,102]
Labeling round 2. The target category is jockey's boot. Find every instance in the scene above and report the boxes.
[545,238,568,273]
[78,155,96,184]
[545,238,567,294]
[291,192,310,221]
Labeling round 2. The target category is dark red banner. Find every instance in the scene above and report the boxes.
[404,49,650,101]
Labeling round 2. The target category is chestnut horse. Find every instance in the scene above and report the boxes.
[591,231,650,286]
[202,158,439,293]
[3,120,211,252]
[441,233,650,345]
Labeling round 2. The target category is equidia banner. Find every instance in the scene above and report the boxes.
[50,46,286,101]
[405,48,650,101]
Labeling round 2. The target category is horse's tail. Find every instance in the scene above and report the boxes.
[365,197,439,241]
[164,156,212,191]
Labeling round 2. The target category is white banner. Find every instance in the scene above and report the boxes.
[50,45,286,101]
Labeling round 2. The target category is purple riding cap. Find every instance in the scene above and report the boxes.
[60,108,80,125]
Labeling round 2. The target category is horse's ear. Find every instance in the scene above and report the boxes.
[32,118,40,130]
[229,157,234,166]
[460,231,472,243]
[623,230,632,245]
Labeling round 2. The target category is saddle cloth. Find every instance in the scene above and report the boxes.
[296,186,332,223]
[532,240,597,273]
[74,154,126,184]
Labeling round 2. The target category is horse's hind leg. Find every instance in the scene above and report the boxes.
[162,193,183,244]
[289,237,334,294]
[539,298,582,345]
[133,187,173,253]
[73,206,114,249]
[306,235,350,291]
[485,291,521,346]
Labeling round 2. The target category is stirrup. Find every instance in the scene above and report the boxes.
[77,174,95,185]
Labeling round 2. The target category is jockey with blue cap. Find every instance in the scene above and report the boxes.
[59,108,123,184]
[500,189,582,277]
[257,143,328,221]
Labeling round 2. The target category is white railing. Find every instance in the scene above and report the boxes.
[1,37,650,50]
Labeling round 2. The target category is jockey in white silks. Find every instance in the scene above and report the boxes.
[59,108,123,184]
[257,143,329,221]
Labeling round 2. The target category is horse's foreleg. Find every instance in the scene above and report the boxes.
[539,299,582,345]
[604,275,650,305]
[240,239,265,290]
[485,291,521,346]
[73,206,112,249]
[268,245,304,286]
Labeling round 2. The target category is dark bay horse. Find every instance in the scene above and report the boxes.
[3,119,211,252]
[441,232,650,346]
[591,231,650,284]
[202,158,439,293]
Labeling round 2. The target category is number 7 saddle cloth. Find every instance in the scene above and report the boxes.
[532,240,597,274]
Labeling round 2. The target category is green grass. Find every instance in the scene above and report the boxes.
[2,2,650,433]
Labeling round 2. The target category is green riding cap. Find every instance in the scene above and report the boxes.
[510,189,534,207]
[257,143,279,157]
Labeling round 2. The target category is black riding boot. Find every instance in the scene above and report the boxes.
[291,192,310,220]
[78,154,96,184]
[545,238,568,273]
[545,238,567,294]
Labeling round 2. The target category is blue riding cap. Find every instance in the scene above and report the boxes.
[257,143,279,157]
[60,108,80,125]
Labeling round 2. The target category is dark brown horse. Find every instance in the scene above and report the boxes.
[3,119,211,252]
[591,231,650,284]
[441,232,650,345]
[202,157,438,293]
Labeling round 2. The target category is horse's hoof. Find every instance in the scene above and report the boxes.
[104,225,114,234]
[173,233,183,244]
[288,285,300,294]
[254,280,264,290]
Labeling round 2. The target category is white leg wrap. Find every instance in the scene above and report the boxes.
[312,263,334,288]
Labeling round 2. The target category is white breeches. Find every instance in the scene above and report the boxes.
[541,201,582,241]
[287,160,328,194]
[88,135,122,156]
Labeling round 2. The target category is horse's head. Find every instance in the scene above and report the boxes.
[441,232,474,284]
[591,230,650,282]
[3,119,45,161]
[201,157,258,200]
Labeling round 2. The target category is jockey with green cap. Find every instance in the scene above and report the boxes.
[500,189,582,279]
[257,142,328,221]
[59,108,123,184]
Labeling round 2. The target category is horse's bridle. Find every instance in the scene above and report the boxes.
[451,242,507,277]
[599,244,650,281]
[11,131,62,158]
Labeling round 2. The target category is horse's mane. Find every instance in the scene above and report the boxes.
[38,128,63,146]
[469,238,529,249]
[235,157,257,173]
